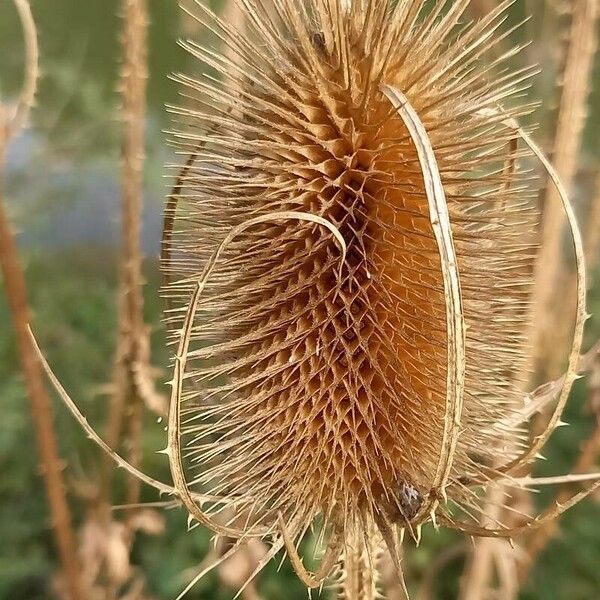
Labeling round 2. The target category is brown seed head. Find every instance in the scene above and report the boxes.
[163,0,540,562]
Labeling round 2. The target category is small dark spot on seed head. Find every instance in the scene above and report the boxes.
[376,477,424,524]
[396,481,423,521]
[311,32,326,52]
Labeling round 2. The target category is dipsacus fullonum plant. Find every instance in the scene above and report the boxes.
[34,0,596,595]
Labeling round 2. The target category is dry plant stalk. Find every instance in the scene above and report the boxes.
[461,2,599,594]
[516,171,600,584]
[104,0,165,490]
[519,165,600,554]
[80,1,163,597]
[528,0,598,377]
[517,49,600,576]
[105,0,163,475]
[335,522,383,600]
[583,172,600,270]
[30,1,600,597]
[459,495,504,600]
[106,0,149,498]
[510,2,599,587]
[0,2,83,599]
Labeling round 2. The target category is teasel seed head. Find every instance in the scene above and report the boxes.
[161,0,587,587]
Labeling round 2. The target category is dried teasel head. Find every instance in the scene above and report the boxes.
[160,0,589,589]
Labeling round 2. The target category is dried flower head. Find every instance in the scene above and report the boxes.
[158,0,594,586]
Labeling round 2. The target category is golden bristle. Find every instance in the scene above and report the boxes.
[161,0,554,584]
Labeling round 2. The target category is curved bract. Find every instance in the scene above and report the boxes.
[160,0,583,589]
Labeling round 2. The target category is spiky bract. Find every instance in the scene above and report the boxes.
[163,0,538,560]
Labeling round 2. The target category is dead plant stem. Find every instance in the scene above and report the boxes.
[0,4,83,598]
[528,0,598,378]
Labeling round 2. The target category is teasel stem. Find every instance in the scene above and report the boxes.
[337,521,381,600]
[459,485,515,600]
[92,11,161,598]
[528,0,598,379]
[102,0,165,507]
[583,171,600,272]
[0,2,84,599]
[0,204,84,600]
[512,3,600,585]
[515,164,600,586]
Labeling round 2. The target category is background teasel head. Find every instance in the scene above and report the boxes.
[161,0,589,589]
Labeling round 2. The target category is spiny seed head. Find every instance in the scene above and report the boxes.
[164,0,539,557]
